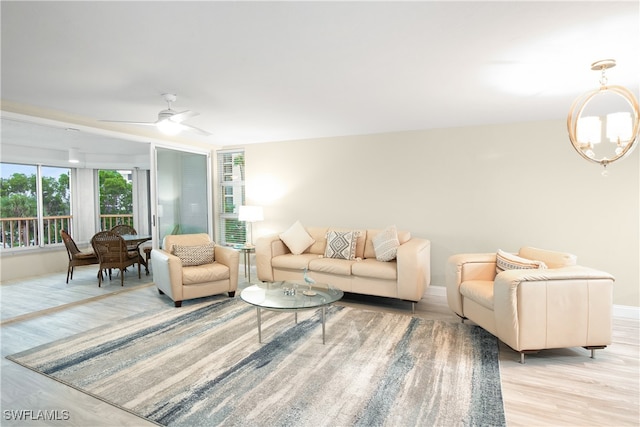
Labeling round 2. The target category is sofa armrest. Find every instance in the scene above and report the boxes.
[256,234,289,281]
[151,248,184,302]
[493,266,615,351]
[396,237,431,301]
[214,245,240,291]
[445,253,497,316]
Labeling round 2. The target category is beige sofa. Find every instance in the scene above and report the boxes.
[256,226,430,310]
[151,233,239,307]
[446,246,614,362]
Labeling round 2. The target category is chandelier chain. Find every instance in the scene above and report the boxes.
[599,67,608,87]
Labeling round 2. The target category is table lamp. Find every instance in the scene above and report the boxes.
[238,205,263,247]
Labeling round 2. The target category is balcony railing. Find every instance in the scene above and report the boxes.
[0,216,71,249]
[100,214,133,231]
[0,214,134,249]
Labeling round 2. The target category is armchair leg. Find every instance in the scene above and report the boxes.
[174,301,182,308]
[519,350,539,364]
[228,291,236,298]
[584,346,606,359]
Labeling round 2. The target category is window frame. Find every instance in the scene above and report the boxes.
[216,149,246,246]
[0,162,72,251]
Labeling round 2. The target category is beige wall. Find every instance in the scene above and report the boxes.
[244,119,639,307]
[0,247,68,282]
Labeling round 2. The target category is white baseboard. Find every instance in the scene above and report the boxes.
[425,285,446,297]
[425,285,640,320]
[613,304,640,320]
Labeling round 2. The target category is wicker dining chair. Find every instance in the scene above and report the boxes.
[110,224,137,236]
[90,231,140,287]
[60,230,99,284]
[110,224,140,252]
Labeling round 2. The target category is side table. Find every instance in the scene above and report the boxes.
[234,244,256,282]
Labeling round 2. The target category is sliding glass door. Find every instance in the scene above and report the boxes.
[151,146,211,248]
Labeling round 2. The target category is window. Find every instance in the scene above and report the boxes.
[0,162,71,249]
[217,149,245,245]
[98,169,133,230]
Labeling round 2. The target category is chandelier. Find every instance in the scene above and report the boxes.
[567,59,639,174]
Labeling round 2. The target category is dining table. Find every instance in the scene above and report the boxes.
[120,234,152,275]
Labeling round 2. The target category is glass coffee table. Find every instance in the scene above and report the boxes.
[240,281,343,344]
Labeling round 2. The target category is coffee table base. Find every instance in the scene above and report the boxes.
[255,306,328,344]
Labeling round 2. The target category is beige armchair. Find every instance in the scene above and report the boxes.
[151,233,239,307]
[446,246,615,363]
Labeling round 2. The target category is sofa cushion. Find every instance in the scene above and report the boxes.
[182,262,229,285]
[324,230,359,260]
[351,258,397,280]
[172,242,215,266]
[372,225,399,262]
[305,227,329,255]
[272,254,320,270]
[164,233,212,252]
[308,257,355,275]
[518,246,577,269]
[279,221,315,255]
[496,249,547,274]
[460,280,495,310]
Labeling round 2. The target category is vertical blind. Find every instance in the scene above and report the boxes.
[216,149,246,246]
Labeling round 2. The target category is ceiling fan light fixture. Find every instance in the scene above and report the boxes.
[157,119,182,135]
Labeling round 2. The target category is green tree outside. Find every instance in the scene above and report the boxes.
[98,170,132,214]
[1,165,133,247]
[1,167,71,246]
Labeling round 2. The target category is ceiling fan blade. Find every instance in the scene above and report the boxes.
[179,123,212,136]
[99,120,157,127]
[169,110,199,123]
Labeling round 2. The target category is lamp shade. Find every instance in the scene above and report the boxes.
[238,205,263,222]
[576,116,602,144]
[606,112,633,144]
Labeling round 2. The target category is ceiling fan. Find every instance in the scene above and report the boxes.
[101,93,211,136]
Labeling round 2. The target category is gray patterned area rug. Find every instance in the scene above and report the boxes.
[7,297,506,426]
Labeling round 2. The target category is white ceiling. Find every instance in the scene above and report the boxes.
[1,1,639,152]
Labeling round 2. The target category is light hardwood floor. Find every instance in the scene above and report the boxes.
[1,264,638,426]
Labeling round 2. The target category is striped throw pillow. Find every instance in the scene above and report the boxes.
[496,249,547,274]
[373,225,400,262]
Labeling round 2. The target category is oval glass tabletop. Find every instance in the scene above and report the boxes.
[240,281,343,311]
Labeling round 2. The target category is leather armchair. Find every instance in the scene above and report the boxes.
[151,233,239,307]
[446,246,615,362]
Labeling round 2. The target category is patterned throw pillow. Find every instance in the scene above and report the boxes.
[496,249,547,274]
[373,225,400,262]
[279,220,315,255]
[172,242,215,267]
[324,230,359,260]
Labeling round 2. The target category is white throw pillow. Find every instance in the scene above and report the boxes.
[496,249,547,273]
[279,221,315,255]
[172,242,215,267]
[324,230,359,260]
[373,225,400,262]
